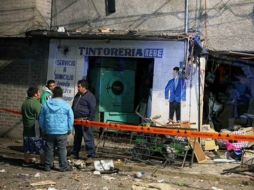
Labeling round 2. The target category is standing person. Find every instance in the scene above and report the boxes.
[41,80,56,105]
[165,67,186,121]
[71,79,96,161]
[39,86,74,172]
[21,86,44,164]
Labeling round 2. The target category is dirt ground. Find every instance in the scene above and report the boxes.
[0,137,253,190]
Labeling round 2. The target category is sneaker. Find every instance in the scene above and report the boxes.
[42,164,54,172]
[85,157,94,165]
[44,167,51,172]
[59,166,73,172]
[69,152,79,159]
[22,162,35,167]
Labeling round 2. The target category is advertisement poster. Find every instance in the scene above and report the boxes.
[52,59,76,102]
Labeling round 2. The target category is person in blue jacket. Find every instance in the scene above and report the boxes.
[165,67,186,121]
[39,86,74,172]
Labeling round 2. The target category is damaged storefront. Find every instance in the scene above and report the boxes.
[30,31,205,128]
[204,51,254,131]
[25,31,253,165]
[203,51,254,160]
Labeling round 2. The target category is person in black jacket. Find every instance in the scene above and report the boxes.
[71,79,96,160]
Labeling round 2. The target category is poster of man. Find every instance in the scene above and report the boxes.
[164,67,186,122]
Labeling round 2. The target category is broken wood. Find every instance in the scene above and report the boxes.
[30,180,56,186]
[188,139,207,163]
[98,28,111,33]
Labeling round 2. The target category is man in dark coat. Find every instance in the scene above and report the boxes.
[71,79,96,160]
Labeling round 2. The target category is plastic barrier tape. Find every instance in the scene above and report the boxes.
[1,109,254,142]
[75,120,254,142]
[0,108,22,115]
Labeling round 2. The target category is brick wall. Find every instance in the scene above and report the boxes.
[0,38,49,138]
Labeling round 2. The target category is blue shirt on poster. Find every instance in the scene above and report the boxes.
[165,78,186,103]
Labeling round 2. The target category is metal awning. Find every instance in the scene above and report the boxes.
[209,50,254,62]
[25,29,189,41]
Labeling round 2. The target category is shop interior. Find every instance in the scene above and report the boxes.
[87,56,154,124]
[203,54,254,132]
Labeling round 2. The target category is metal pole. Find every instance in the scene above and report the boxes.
[184,0,189,34]
[198,59,201,133]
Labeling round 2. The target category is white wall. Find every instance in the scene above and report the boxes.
[182,58,206,129]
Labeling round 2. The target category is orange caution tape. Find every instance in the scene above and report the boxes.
[75,120,254,142]
[1,109,253,142]
[0,108,22,115]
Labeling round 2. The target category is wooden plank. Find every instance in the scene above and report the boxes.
[188,139,207,163]
[30,180,56,186]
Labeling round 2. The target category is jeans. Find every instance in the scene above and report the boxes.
[23,136,46,154]
[72,125,95,158]
[44,134,68,170]
[169,101,181,121]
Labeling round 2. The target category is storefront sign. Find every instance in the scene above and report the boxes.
[79,47,163,58]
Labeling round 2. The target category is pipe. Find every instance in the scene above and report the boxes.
[184,0,189,34]
[197,59,201,133]
[204,0,208,47]
[50,0,55,30]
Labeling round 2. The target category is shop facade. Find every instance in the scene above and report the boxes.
[47,39,205,127]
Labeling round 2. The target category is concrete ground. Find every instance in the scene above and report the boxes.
[0,137,253,190]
